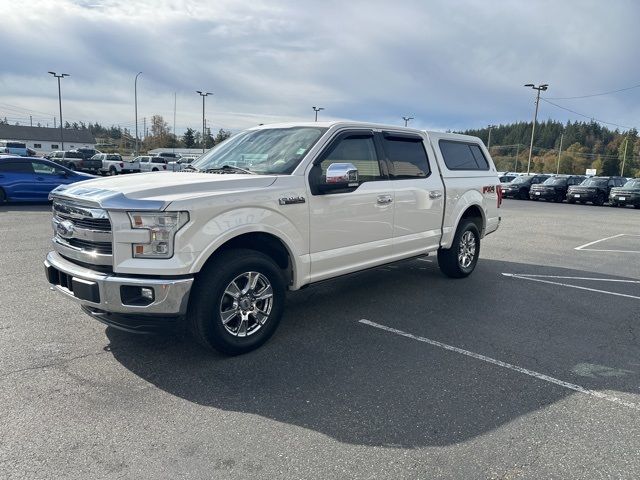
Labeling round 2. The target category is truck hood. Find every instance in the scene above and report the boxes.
[50,172,279,210]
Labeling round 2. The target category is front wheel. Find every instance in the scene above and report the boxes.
[438,220,480,278]
[188,249,286,355]
[0,188,6,204]
[594,193,606,206]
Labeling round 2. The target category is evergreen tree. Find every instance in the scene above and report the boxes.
[182,128,196,148]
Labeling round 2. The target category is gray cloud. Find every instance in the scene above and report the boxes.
[0,0,638,135]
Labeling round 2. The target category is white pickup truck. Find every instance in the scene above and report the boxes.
[44,122,501,355]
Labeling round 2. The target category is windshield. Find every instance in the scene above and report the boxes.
[192,127,328,174]
[511,176,530,185]
[581,178,607,187]
[543,177,566,186]
[623,180,640,189]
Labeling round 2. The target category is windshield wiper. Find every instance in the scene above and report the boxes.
[204,165,255,175]
[182,164,199,172]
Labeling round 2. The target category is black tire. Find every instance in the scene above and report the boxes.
[594,193,605,206]
[188,249,286,355]
[437,220,481,279]
[567,198,575,204]
[108,167,117,176]
[556,192,565,203]
[518,189,528,200]
[634,205,640,209]
[0,188,6,204]
[152,167,159,172]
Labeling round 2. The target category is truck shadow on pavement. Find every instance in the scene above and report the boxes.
[0,202,51,213]
[105,258,640,448]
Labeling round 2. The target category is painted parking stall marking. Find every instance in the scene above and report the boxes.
[575,234,640,253]
[502,273,640,301]
[359,319,640,411]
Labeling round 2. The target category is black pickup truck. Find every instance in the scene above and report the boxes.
[566,176,627,206]
[50,150,102,174]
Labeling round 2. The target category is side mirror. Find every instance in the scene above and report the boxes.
[318,163,359,193]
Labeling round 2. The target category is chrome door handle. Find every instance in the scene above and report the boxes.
[377,195,393,205]
[429,191,443,199]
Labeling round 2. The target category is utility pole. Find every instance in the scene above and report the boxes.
[48,71,70,150]
[173,92,177,154]
[54,117,56,128]
[197,91,212,153]
[524,83,549,174]
[402,116,414,127]
[134,72,142,156]
[487,124,495,149]
[621,136,629,176]
[515,144,520,172]
[557,133,564,174]
[143,117,146,141]
[30,115,33,127]
[312,106,324,122]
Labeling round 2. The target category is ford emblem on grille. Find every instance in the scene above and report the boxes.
[56,220,75,239]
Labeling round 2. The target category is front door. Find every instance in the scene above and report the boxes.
[307,130,395,282]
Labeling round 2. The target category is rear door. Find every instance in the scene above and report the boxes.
[0,161,36,200]
[377,131,445,256]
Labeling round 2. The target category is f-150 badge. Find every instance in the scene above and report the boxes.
[278,196,306,205]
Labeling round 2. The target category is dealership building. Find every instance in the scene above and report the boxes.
[0,124,96,154]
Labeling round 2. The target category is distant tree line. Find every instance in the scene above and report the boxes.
[462,120,639,177]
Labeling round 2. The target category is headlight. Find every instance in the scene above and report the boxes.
[127,211,189,258]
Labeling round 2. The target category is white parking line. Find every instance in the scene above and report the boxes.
[502,273,640,300]
[502,274,640,284]
[575,233,640,253]
[359,319,640,411]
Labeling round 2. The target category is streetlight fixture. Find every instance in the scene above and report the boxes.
[134,72,142,156]
[524,83,548,174]
[487,124,495,148]
[312,106,324,122]
[196,91,213,153]
[402,116,414,127]
[48,71,70,150]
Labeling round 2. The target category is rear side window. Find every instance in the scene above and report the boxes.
[0,161,33,173]
[152,158,167,164]
[381,135,430,179]
[439,140,489,171]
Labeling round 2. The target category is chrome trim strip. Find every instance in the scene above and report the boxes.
[45,251,193,315]
[53,200,109,219]
[52,217,113,243]
[52,237,113,266]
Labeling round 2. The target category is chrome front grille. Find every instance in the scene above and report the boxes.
[52,200,113,266]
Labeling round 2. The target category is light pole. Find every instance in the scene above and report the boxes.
[487,124,495,148]
[621,136,629,176]
[524,83,548,174]
[48,71,70,150]
[134,72,142,156]
[312,106,324,122]
[196,91,212,153]
[402,116,414,127]
[557,132,564,174]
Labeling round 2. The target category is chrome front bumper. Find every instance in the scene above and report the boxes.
[44,251,193,316]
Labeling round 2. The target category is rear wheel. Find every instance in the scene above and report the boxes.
[108,166,117,176]
[556,192,565,203]
[188,249,286,355]
[152,167,159,172]
[518,189,528,200]
[438,220,480,279]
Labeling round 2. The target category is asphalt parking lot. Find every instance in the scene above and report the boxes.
[1,200,639,479]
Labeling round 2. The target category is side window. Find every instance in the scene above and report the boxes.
[34,144,42,149]
[51,144,59,149]
[319,135,382,183]
[381,135,430,179]
[0,162,34,173]
[608,180,615,187]
[439,140,489,171]
[32,162,57,175]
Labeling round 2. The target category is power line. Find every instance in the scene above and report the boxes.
[540,98,636,130]
[545,82,640,100]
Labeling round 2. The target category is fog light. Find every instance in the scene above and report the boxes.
[141,287,154,301]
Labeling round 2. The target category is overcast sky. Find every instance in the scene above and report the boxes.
[1,0,639,136]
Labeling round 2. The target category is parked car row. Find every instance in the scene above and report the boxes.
[502,174,638,208]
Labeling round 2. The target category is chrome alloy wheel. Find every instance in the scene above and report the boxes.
[458,231,476,269]
[219,271,274,337]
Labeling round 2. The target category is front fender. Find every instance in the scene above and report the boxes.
[189,207,309,287]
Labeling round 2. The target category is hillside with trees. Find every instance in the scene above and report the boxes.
[461,120,639,177]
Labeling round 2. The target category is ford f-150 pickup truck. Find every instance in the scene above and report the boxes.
[44,122,501,355]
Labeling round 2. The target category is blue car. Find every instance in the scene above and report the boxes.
[0,156,95,203]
